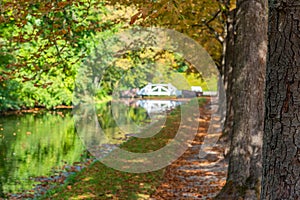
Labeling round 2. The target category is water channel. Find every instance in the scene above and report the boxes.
[0,99,184,196]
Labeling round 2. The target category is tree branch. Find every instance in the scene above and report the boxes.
[204,9,224,44]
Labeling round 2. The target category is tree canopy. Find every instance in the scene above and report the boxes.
[0,0,224,111]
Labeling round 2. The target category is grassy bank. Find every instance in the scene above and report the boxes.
[40,98,208,200]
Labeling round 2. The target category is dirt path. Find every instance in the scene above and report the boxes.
[151,103,228,199]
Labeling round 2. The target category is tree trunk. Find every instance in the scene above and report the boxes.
[261,1,300,199]
[0,181,4,198]
[220,7,236,157]
[216,0,268,199]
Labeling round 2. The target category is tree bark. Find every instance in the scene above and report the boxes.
[261,1,300,199]
[220,7,236,157]
[216,0,268,199]
[0,181,4,198]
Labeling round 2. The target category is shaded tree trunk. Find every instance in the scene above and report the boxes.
[0,181,4,198]
[220,7,236,157]
[216,0,267,199]
[261,1,300,199]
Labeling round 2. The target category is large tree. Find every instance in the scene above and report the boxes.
[120,1,269,198]
[262,0,300,199]
[216,0,268,199]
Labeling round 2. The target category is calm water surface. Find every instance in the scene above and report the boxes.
[0,100,183,196]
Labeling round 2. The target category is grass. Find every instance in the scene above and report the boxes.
[39,97,208,200]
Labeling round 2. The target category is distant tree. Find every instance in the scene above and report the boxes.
[216,0,268,198]
[218,0,235,153]
[0,182,3,198]
[110,0,224,68]
[262,1,300,199]
[0,0,122,109]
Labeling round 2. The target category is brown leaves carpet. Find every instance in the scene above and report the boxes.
[151,104,228,200]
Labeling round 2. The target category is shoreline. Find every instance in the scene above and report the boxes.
[0,96,211,116]
[0,106,73,116]
[37,97,212,199]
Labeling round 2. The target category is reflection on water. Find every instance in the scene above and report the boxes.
[0,99,183,196]
[101,99,185,141]
[136,100,182,113]
[0,110,88,196]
